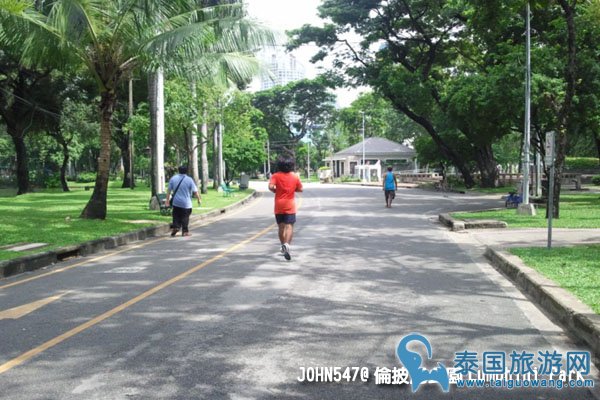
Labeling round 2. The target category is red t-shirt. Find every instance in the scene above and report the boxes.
[269,172,303,214]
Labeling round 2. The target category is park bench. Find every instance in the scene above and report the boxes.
[154,193,172,215]
[220,183,237,197]
[505,191,522,208]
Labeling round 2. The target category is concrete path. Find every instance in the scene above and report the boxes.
[467,227,600,249]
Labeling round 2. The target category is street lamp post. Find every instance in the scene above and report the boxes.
[128,76,134,189]
[307,137,311,180]
[361,111,365,181]
[518,2,536,215]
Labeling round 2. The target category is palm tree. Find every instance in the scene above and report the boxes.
[147,9,272,197]
[1,0,272,219]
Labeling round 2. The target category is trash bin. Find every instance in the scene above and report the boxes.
[240,173,249,189]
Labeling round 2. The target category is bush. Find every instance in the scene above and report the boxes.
[44,174,62,189]
[341,176,361,183]
[565,157,600,172]
[592,175,600,186]
[447,175,464,188]
[76,172,97,183]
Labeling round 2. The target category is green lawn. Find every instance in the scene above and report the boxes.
[511,245,600,314]
[0,182,253,261]
[451,193,600,228]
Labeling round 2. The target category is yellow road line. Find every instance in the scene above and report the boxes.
[0,292,69,320]
[0,223,275,375]
[0,194,261,291]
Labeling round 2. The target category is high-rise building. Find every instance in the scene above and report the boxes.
[257,48,307,90]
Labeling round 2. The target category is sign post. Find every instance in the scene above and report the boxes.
[545,131,555,249]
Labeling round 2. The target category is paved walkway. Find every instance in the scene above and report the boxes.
[466,227,600,249]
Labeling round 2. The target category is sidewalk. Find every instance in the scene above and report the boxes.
[469,227,600,249]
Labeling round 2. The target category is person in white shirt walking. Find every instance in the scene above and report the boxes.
[166,166,201,237]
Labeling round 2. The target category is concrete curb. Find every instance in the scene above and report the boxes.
[485,247,600,361]
[439,213,507,231]
[0,191,259,279]
[439,213,465,231]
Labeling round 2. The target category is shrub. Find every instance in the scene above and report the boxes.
[592,175,600,186]
[76,172,97,183]
[44,174,62,189]
[565,157,600,172]
[0,176,15,188]
[447,175,464,188]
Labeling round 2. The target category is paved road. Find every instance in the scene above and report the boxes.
[0,183,597,399]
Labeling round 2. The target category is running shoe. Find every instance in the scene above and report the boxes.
[282,243,291,261]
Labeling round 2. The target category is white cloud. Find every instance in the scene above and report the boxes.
[245,0,322,32]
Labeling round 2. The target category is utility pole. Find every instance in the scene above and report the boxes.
[518,2,536,215]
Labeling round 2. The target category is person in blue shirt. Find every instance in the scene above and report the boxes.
[383,166,398,208]
[166,166,201,237]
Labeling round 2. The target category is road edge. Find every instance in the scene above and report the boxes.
[0,191,260,279]
[484,246,600,363]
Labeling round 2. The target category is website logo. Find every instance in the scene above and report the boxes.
[396,333,450,392]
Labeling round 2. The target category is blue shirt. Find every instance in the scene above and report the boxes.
[168,174,198,209]
[384,172,396,190]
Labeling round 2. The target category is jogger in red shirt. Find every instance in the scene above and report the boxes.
[268,155,303,260]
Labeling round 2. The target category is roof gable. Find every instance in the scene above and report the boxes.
[335,137,415,157]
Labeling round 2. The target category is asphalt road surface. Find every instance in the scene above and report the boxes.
[0,183,597,399]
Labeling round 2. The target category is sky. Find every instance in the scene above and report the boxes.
[245,0,364,107]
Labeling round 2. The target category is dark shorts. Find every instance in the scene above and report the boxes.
[385,190,396,200]
[275,213,296,225]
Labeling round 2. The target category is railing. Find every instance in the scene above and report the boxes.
[396,172,440,183]
[395,171,582,187]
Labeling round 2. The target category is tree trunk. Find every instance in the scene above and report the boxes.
[213,124,219,189]
[218,119,224,185]
[390,102,476,188]
[60,140,70,192]
[474,143,498,188]
[201,106,209,194]
[80,90,115,219]
[148,69,166,197]
[120,136,132,188]
[10,132,29,195]
[125,76,135,189]
[552,0,578,218]
[190,82,200,187]
[595,135,600,164]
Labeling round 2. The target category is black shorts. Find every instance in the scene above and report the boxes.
[385,190,396,200]
[275,214,296,225]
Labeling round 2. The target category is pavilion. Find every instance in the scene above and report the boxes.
[323,137,416,182]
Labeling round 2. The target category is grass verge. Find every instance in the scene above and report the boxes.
[510,245,600,314]
[0,182,253,262]
[451,193,600,228]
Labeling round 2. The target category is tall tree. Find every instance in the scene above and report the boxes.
[146,1,274,197]
[337,92,423,146]
[252,77,336,157]
[221,91,267,182]
[1,0,272,218]
[289,0,477,187]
